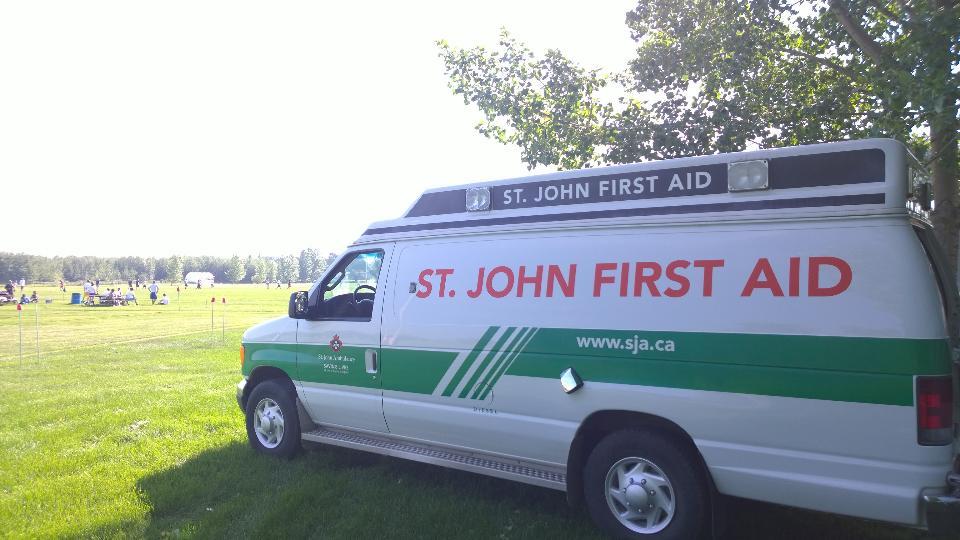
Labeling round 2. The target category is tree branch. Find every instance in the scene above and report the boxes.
[828,0,898,67]
[923,131,960,166]
[894,0,919,21]
[776,47,863,81]
[865,0,902,22]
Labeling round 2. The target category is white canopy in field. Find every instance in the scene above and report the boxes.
[184,271,215,285]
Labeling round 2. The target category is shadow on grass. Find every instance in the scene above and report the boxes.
[77,441,927,540]
[76,441,596,539]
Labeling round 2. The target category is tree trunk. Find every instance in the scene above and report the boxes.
[929,115,959,281]
[928,0,960,282]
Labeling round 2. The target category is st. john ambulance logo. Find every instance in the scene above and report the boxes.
[329,334,343,352]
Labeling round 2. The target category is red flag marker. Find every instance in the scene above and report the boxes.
[16,303,22,311]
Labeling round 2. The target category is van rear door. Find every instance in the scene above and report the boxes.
[912,220,959,450]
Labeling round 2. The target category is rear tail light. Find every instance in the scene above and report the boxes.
[240,344,245,369]
[917,375,953,445]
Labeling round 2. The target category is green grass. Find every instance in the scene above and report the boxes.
[0,285,932,538]
[0,284,301,361]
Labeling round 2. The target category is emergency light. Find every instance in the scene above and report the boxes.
[465,187,491,212]
[727,159,769,192]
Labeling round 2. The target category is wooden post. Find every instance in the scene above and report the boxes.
[34,300,40,362]
[17,303,23,367]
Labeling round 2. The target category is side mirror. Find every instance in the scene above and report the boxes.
[289,291,309,319]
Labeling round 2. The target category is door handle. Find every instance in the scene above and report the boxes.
[365,349,378,374]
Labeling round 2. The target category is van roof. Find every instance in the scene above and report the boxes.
[356,138,921,245]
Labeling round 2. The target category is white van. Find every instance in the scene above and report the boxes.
[237,139,959,538]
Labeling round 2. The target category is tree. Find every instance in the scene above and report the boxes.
[144,258,157,281]
[265,259,278,283]
[277,255,300,283]
[167,255,184,284]
[225,255,246,283]
[287,255,300,284]
[154,257,169,281]
[244,255,255,283]
[250,257,267,284]
[299,249,320,282]
[0,251,335,284]
[323,252,339,270]
[439,1,959,269]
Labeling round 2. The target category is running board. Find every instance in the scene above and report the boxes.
[301,426,566,491]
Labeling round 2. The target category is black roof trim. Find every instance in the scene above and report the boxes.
[365,193,886,236]
[404,149,885,218]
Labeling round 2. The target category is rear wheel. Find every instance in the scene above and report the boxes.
[584,428,708,539]
[245,379,301,458]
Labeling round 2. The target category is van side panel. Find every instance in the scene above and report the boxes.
[492,377,949,525]
[379,216,951,526]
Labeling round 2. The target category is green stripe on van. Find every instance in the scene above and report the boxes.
[458,327,518,398]
[522,328,951,376]
[502,329,951,406]
[441,326,499,397]
[506,350,914,405]
[242,342,298,377]
[470,327,530,399]
[477,327,538,401]
[381,349,458,394]
[244,328,951,406]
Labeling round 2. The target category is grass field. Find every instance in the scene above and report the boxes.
[0,284,932,538]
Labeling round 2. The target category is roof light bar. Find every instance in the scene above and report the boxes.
[728,159,769,192]
[466,187,491,212]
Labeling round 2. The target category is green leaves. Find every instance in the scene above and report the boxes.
[276,255,299,284]
[437,1,957,166]
[438,1,958,270]
[168,255,184,284]
[226,255,246,283]
[438,30,612,169]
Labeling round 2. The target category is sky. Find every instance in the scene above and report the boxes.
[0,1,638,258]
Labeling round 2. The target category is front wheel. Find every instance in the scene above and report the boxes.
[584,428,708,539]
[245,379,301,458]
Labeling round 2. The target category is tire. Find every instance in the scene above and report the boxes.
[245,379,301,458]
[584,428,709,540]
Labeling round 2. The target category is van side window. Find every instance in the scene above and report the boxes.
[316,251,384,320]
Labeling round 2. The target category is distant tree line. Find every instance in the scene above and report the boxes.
[0,249,340,284]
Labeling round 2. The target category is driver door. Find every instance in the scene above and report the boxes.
[297,247,390,433]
